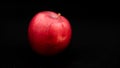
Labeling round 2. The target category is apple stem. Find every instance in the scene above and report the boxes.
[57,13,61,18]
[58,13,61,16]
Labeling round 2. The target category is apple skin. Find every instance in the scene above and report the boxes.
[28,11,72,56]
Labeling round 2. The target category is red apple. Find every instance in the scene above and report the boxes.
[28,11,72,56]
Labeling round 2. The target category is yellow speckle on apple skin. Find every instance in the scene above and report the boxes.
[57,35,66,43]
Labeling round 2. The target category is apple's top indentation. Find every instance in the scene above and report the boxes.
[47,12,61,19]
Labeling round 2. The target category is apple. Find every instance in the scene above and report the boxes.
[28,11,72,56]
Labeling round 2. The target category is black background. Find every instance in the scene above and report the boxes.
[0,0,120,68]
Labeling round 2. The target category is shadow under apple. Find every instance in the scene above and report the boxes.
[15,41,85,68]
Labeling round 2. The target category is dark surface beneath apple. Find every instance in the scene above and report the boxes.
[0,0,120,68]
